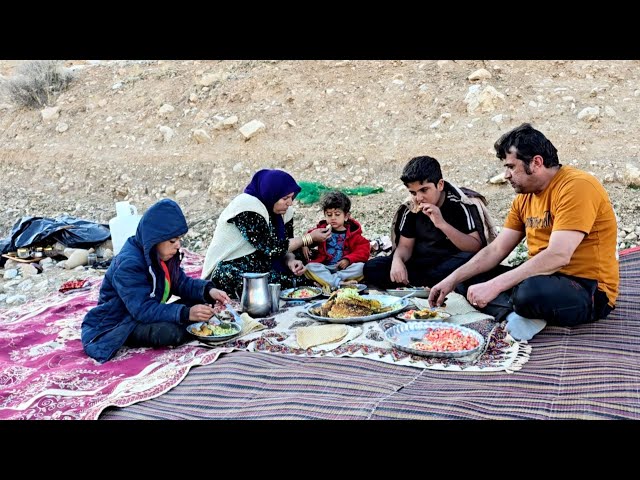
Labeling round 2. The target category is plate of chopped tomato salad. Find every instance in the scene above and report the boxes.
[384,321,484,358]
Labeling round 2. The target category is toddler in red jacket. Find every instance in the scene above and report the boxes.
[304,191,370,288]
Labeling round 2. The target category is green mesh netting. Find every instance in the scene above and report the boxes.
[297,182,384,205]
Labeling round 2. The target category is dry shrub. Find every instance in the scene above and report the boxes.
[0,60,74,108]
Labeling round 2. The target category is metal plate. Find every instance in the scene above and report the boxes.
[304,294,408,324]
[280,286,323,301]
[187,321,242,342]
[384,321,484,358]
[386,287,430,299]
[321,284,368,297]
[395,308,452,321]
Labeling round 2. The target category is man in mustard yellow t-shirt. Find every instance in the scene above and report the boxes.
[428,123,619,341]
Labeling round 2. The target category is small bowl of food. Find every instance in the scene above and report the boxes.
[321,283,367,297]
[396,308,451,321]
[280,286,323,301]
[187,321,242,342]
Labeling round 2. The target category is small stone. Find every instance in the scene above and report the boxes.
[3,269,18,280]
[239,120,265,140]
[489,172,507,184]
[468,68,492,81]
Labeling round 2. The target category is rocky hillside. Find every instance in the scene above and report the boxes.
[0,60,639,306]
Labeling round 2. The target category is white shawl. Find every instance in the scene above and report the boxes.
[201,193,294,280]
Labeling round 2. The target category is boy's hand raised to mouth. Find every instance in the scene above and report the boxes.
[420,203,445,229]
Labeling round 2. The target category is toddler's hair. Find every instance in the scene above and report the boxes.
[320,191,351,213]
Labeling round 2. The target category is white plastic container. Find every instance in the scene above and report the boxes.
[109,201,142,256]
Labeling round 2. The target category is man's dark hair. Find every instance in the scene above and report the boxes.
[494,123,561,173]
[400,156,443,185]
[320,190,351,213]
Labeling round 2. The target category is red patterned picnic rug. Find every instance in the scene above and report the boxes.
[0,250,232,420]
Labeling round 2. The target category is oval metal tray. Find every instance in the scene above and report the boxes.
[280,286,323,301]
[384,321,484,358]
[386,287,430,299]
[304,294,408,324]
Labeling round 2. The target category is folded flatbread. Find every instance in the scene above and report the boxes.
[296,325,348,350]
[239,312,266,336]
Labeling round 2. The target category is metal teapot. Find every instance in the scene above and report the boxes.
[240,272,271,317]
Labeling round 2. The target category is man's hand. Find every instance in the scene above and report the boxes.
[189,304,215,322]
[390,259,409,285]
[466,280,501,309]
[208,288,231,305]
[336,258,350,270]
[428,277,456,307]
[302,246,311,262]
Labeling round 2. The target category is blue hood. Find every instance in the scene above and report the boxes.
[134,199,188,266]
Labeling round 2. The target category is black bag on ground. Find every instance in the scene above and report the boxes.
[0,215,111,266]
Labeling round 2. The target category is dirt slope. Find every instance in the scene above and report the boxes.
[0,60,638,305]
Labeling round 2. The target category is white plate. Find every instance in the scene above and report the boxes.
[384,321,484,358]
[304,294,408,324]
[187,321,241,342]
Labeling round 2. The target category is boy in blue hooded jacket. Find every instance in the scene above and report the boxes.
[82,199,230,363]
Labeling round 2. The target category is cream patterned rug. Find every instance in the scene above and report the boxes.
[194,291,531,373]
